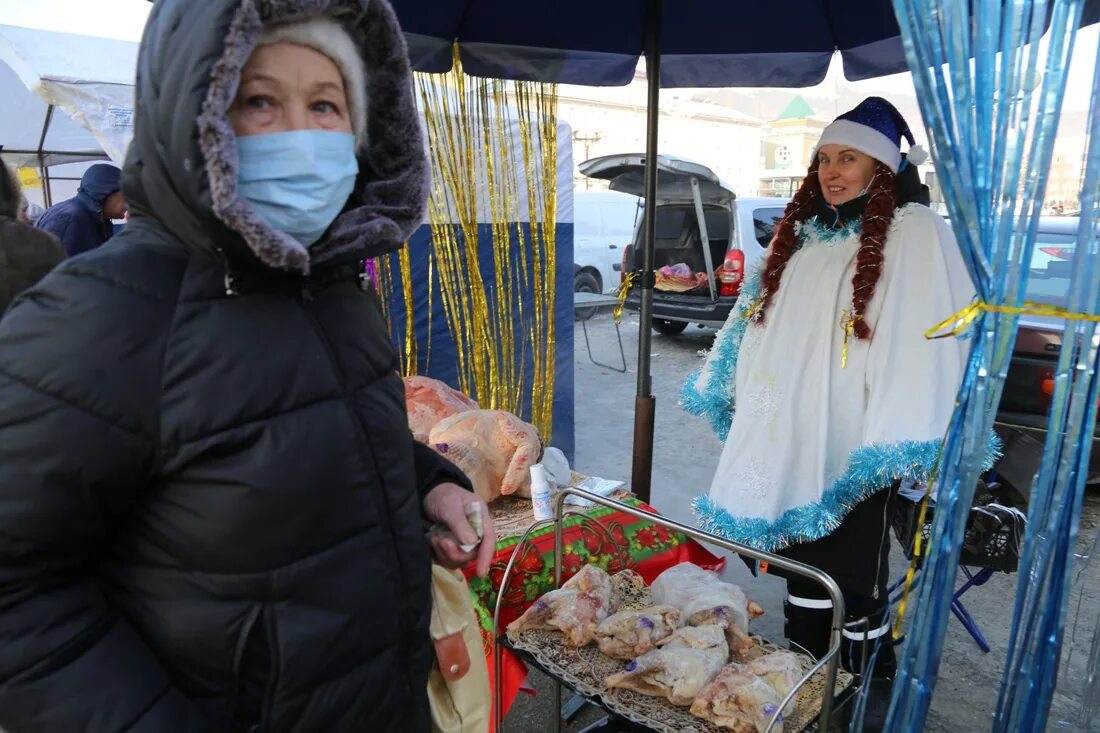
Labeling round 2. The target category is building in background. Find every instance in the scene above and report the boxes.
[554,70,763,195]
[1046,135,1087,215]
[758,96,828,198]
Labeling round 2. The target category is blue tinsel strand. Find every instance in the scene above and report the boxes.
[797,217,862,246]
[692,433,1002,552]
[679,264,764,441]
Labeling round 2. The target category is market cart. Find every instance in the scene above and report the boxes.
[463,491,726,722]
[493,487,858,733]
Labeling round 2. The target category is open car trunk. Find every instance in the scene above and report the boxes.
[579,154,737,301]
[629,204,731,295]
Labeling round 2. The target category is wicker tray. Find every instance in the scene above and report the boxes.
[504,580,853,732]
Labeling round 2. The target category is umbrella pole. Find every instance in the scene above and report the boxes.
[631,0,662,503]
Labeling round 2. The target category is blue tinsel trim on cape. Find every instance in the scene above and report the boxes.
[798,216,861,246]
[679,266,764,441]
[692,433,1004,552]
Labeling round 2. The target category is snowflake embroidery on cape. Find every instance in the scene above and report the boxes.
[731,456,777,501]
[748,380,783,419]
[740,323,765,356]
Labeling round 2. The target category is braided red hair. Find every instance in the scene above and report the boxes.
[758,160,821,320]
[757,161,897,340]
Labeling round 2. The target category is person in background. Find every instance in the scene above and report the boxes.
[0,1,492,731]
[683,97,974,731]
[0,160,64,314]
[34,162,126,256]
[18,195,46,225]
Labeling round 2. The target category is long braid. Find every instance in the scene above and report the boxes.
[849,162,896,339]
[758,160,897,340]
[758,159,821,322]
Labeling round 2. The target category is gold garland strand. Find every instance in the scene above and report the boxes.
[839,309,859,369]
[892,466,939,639]
[398,246,418,375]
[613,272,637,324]
[386,53,557,441]
[926,299,1100,339]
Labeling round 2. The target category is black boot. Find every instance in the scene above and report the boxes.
[852,677,893,733]
[840,600,896,732]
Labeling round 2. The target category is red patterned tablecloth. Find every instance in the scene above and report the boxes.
[461,496,724,728]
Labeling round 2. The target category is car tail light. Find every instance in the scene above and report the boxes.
[620,244,634,284]
[719,249,745,297]
[1039,246,1074,260]
[1039,367,1055,409]
[1039,370,1100,409]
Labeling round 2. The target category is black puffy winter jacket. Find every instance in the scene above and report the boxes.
[0,1,467,731]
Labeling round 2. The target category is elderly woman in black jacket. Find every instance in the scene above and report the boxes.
[0,2,492,732]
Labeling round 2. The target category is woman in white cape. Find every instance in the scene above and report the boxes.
[682,97,978,726]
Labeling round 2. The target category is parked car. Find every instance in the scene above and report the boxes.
[579,153,789,334]
[572,189,642,319]
[994,216,1100,501]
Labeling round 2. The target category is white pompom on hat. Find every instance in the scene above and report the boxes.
[814,96,924,174]
[257,17,368,149]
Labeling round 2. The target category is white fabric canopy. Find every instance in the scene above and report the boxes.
[0,24,138,169]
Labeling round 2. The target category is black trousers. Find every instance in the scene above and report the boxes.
[771,487,899,679]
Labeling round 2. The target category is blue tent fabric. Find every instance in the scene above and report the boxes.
[395,0,1100,87]
[394,0,908,86]
[385,222,576,462]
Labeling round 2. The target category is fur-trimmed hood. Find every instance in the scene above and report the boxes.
[123,0,428,276]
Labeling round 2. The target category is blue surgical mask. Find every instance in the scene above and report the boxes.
[236,129,358,247]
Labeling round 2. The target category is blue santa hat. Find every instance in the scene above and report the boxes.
[814,96,927,174]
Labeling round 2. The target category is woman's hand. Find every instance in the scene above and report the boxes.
[423,482,495,577]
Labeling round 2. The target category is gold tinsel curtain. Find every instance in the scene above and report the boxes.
[374,52,560,441]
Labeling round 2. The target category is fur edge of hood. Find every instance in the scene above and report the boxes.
[196,0,430,275]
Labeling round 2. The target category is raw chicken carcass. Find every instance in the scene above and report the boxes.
[403,375,478,441]
[427,409,542,503]
[604,625,729,705]
[564,563,614,596]
[595,605,682,660]
[650,563,764,655]
[748,651,803,716]
[506,565,613,646]
[690,662,786,733]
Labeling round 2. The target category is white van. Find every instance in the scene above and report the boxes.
[572,189,642,299]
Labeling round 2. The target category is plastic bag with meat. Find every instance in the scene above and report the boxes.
[650,563,764,655]
[604,625,729,705]
[748,651,803,716]
[690,662,786,733]
[403,375,479,441]
[506,565,613,646]
[595,605,682,660]
[427,409,542,503]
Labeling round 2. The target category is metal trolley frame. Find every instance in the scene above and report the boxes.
[492,488,849,733]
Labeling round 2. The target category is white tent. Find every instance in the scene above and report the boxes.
[0,24,138,203]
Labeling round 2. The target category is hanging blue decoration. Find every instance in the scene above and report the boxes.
[885,0,1090,731]
[993,34,1100,732]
